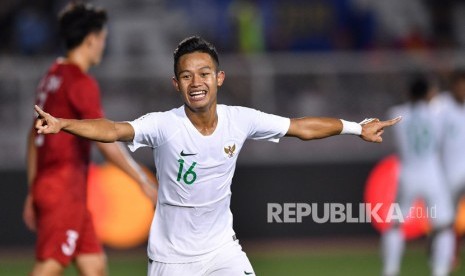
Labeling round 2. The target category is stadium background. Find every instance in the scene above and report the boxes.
[1,0,465,275]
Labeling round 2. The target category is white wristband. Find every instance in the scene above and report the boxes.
[340,119,362,135]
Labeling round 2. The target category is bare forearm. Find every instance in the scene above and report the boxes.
[35,105,134,142]
[286,115,402,143]
[286,117,342,140]
[97,142,158,203]
[59,118,120,142]
[97,142,147,183]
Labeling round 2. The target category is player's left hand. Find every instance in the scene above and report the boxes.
[23,194,36,231]
[360,116,401,143]
[34,105,62,134]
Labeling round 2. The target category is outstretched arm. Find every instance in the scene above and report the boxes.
[34,105,158,203]
[286,116,401,143]
[34,105,134,142]
[96,142,158,205]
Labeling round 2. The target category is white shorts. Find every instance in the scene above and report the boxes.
[147,239,255,276]
[397,170,454,228]
[447,174,465,208]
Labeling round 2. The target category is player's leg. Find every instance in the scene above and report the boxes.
[450,183,465,271]
[31,227,76,276]
[205,240,255,276]
[74,210,106,276]
[75,253,107,276]
[30,259,65,276]
[32,196,80,275]
[381,177,412,276]
[427,181,455,276]
[430,226,454,276]
[381,225,404,276]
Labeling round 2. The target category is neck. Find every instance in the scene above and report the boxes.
[453,94,465,105]
[184,104,218,136]
[65,48,91,72]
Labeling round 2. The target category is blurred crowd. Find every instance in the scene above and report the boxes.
[2,0,465,56]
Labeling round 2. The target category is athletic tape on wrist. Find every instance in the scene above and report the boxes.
[340,119,362,135]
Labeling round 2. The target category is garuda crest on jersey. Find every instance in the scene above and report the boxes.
[223,144,236,158]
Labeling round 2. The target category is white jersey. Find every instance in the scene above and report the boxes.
[128,105,290,263]
[388,101,453,227]
[435,93,465,190]
[388,101,443,175]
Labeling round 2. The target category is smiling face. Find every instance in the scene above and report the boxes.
[172,52,225,112]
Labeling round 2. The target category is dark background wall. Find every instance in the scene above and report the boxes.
[231,162,377,240]
[1,170,34,246]
[0,161,377,247]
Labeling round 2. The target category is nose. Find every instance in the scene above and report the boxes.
[191,74,202,87]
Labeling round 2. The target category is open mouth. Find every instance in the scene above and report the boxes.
[189,90,207,101]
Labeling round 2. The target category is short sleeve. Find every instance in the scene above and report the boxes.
[126,113,162,151]
[246,108,290,143]
[67,77,104,119]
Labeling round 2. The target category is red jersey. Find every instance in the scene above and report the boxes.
[32,60,104,264]
[33,60,103,202]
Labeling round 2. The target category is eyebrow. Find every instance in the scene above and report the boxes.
[178,66,214,75]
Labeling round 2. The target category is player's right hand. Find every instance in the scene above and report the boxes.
[23,194,36,231]
[360,116,402,143]
[34,105,62,134]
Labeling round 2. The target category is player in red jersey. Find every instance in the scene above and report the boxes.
[22,2,157,276]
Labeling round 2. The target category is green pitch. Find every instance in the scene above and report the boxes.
[251,248,464,276]
[1,245,464,275]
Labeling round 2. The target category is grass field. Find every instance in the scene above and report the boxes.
[1,238,464,275]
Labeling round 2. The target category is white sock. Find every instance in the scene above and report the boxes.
[381,227,404,276]
[431,228,454,276]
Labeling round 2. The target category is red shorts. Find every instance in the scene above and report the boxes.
[33,167,103,266]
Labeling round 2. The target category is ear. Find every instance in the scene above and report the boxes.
[84,32,97,48]
[217,71,225,87]
[172,77,180,92]
[83,34,93,47]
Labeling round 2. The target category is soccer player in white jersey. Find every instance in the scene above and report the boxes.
[383,76,455,276]
[435,70,465,268]
[33,36,400,276]
[438,71,465,208]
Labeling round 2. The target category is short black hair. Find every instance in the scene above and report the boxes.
[173,36,219,77]
[58,1,108,51]
[409,75,437,101]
